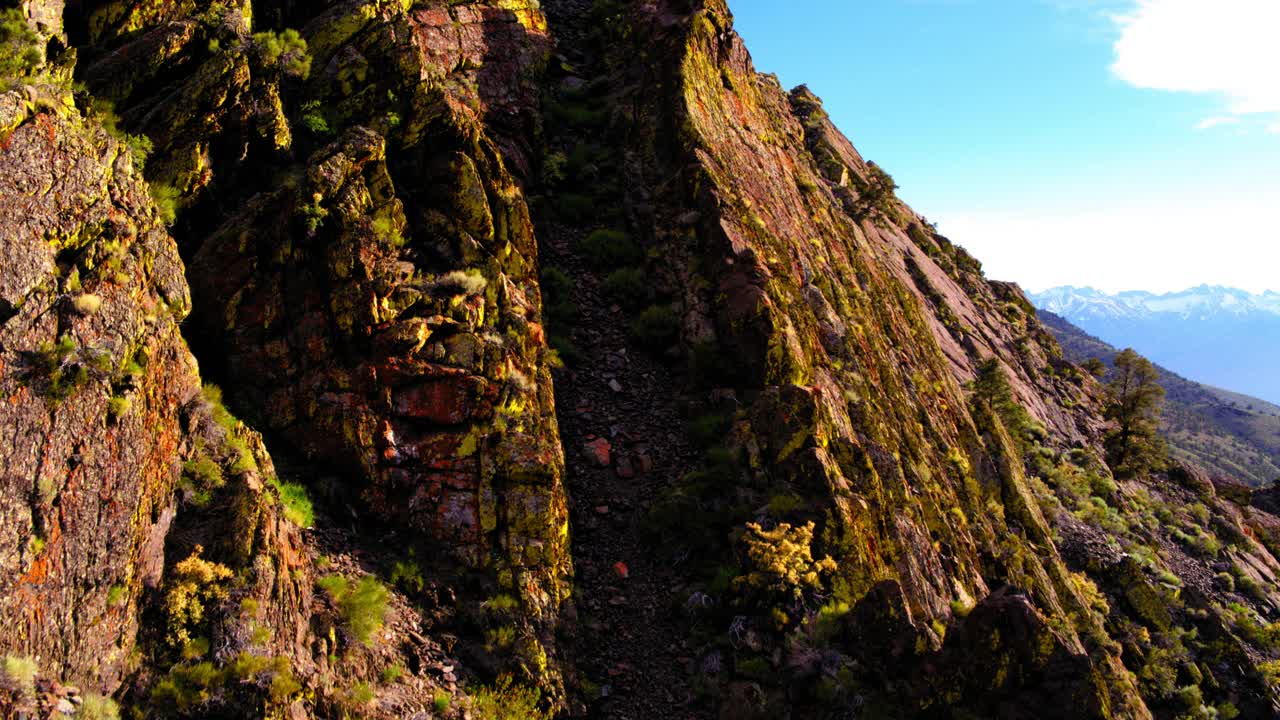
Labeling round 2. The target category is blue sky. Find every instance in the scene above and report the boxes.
[729,0,1280,294]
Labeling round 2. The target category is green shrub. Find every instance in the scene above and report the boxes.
[548,333,582,366]
[149,661,226,711]
[270,669,301,703]
[539,266,577,326]
[269,477,314,527]
[433,270,487,297]
[389,557,423,593]
[252,28,311,78]
[546,98,606,127]
[181,637,211,660]
[811,599,850,642]
[470,675,551,720]
[30,335,91,402]
[733,522,837,608]
[1215,572,1235,593]
[484,625,515,652]
[150,183,181,226]
[553,193,593,223]
[767,492,804,516]
[299,100,330,135]
[0,10,42,82]
[630,305,679,350]
[371,215,404,248]
[107,395,131,420]
[182,453,223,506]
[1,655,37,695]
[347,681,374,705]
[88,97,158,171]
[540,151,567,186]
[299,199,328,233]
[601,267,649,310]
[106,583,126,606]
[481,593,519,614]
[163,549,233,649]
[577,229,641,268]
[382,663,404,684]
[318,575,388,645]
[77,694,120,719]
[433,689,451,713]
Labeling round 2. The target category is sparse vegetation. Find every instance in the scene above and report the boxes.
[77,694,121,719]
[163,548,233,649]
[433,689,451,713]
[1,655,37,695]
[469,675,551,720]
[732,521,836,608]
[0,10,43,84]
[181,450,223,506]
[630,305,680,350]
[269,477,314,527]
[252,28,311,79]
[577,229,641,268]
[602,267,649,310]
[433,269,488,297]
[299,100,331,135]
[150,183,182,226]
[317,575,388,646]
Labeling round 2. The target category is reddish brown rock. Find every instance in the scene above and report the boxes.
[584,437,612,467]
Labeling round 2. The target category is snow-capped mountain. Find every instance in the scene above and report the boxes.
[1032,285,1280,323]
[1030,286,1280,405]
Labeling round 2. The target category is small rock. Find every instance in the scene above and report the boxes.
[608,378,623,392]
[615,457,635,478]
[594,505,610,515]
[636,452,654,473]
[613,561,629,579]
[608,595,627,606]
[56,699,75,715]
[584,438,611,467]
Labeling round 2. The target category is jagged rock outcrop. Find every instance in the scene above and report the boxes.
[0,8,315,709]
[72,0,572,701]
[0,70,198,692]
[570,0,1147,714]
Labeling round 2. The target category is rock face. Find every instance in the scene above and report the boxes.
[4,0,1280,718]
[0,75,198,690]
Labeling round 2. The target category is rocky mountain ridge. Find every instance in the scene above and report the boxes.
[2,1,1280,719]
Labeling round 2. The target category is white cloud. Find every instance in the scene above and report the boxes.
[1268,123,1280,135]
[1111,0,1280,121]
[1195,116,1239,130]
[934,195,1280,294]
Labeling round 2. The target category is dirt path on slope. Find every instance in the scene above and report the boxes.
[541,223,709,719]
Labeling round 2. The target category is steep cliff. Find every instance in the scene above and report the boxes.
[4,0,1280,719]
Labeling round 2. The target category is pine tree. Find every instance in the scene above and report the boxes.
[1103,349,1166,478]
[973,358,1040,449]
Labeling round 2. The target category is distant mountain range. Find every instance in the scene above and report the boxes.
[1031,285,1280,405]
[1039,311,1280,486]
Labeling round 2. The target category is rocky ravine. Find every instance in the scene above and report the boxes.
[3,1,1280,719]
